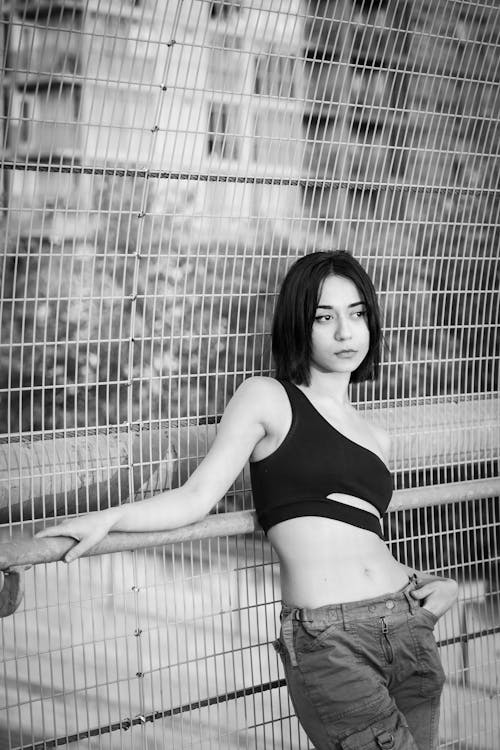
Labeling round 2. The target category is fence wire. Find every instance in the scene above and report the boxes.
[0,1,499,748]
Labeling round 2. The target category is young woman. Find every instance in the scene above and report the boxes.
[37,251,458,750]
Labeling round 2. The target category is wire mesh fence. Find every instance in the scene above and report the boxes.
[0,0,499,748]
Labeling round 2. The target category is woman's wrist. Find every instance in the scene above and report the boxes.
[99,504,127,532]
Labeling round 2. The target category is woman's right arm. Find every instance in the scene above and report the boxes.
[36,377,273,561]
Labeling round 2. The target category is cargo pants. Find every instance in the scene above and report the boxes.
[273,577,446,750]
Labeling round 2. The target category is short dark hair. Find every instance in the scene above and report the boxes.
[271,251,382,385]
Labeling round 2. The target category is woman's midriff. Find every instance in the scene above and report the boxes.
[268,514,408,608]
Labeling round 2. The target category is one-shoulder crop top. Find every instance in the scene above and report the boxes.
[249,380,393,538]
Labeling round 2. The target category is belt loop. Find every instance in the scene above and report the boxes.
[281,610,298,667]
[404,573,418,611]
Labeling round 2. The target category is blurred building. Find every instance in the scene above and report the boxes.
[1,0,305,241]
[1,0,497,242]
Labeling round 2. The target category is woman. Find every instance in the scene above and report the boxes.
[37,251,458,750]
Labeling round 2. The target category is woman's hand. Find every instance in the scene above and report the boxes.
[410,575,459,619]
[33,378,276,563]
[35,508,120,563]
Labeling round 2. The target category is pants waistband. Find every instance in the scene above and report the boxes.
[281,575,419,627]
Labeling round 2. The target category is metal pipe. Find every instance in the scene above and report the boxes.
[0,510,260,569]
[1,479,498,570]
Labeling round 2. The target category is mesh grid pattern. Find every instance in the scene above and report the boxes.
[0,1,499,748]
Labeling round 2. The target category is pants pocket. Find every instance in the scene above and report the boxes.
[409,612,446,698]
[419,605,439,626]
[299,619,345,649]
[340,709,415,750]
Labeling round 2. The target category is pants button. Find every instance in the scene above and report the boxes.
[385,599,395,609]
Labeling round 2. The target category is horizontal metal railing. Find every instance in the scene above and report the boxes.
[2,159,499,194]
[0,480,499,571]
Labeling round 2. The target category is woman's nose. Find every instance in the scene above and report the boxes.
[334,318,352,340]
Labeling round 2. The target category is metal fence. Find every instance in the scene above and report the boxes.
[0,1,499,748]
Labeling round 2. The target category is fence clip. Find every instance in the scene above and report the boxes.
[0,567,25,617]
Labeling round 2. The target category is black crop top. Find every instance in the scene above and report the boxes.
[250,380,393,538]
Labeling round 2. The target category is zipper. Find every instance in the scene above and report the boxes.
[380,616,394,663]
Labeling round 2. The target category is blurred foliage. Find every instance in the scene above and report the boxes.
[375,204,499,402]
[0,177,283,432]
[2,205,498,433]
[1,173,498,432]
[1,184,498,432]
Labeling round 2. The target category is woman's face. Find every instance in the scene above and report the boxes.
[309,274,370,377]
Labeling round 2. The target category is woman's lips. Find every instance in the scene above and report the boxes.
[334,349,358,358]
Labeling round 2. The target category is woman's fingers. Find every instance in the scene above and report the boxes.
[411,578,459,618]
[35,517,110,562]
[35,524,79,540]
[64,532,105,563]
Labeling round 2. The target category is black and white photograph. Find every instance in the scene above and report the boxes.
[0,2,498,748]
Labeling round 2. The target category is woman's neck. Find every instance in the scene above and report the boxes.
[305,370,351,407]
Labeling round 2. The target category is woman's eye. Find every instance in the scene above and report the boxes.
[315,314,332,322]
[353,310,367,318]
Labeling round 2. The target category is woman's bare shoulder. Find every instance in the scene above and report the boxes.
[231,376,289,422]
[236,376,285,398]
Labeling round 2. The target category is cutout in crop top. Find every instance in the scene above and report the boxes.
[250,380,393,538]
